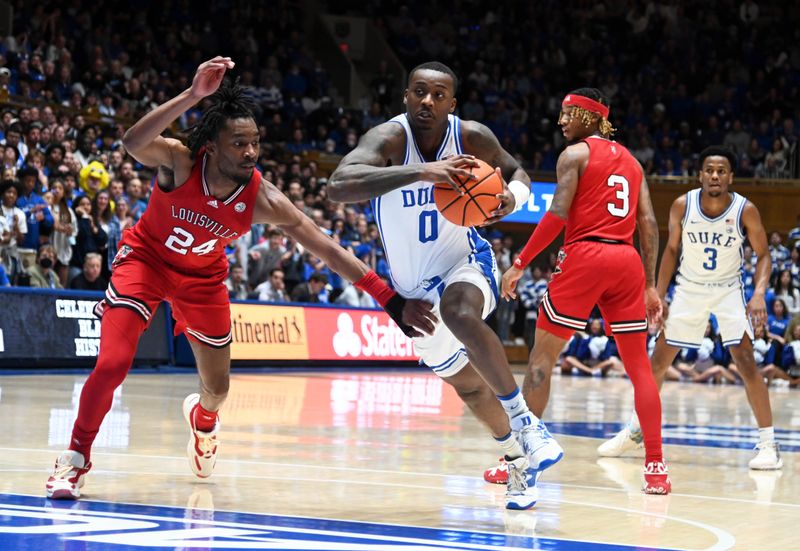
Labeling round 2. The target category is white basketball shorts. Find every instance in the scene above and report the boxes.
[407,260,499,379]
[664,277,753,348]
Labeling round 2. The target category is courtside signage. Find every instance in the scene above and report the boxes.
[228,303,418,362]
[229,303,309,360]
[0,289,169,365]
[503,182,556,224]
[306,308,419,361]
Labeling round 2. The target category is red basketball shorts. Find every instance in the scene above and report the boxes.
[96,245,233,348]
[537,240,647,339]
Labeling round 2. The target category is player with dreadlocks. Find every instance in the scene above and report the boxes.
[46,57,436,500]
[501,87,672,494]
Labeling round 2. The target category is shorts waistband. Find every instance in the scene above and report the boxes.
[676,274,740,288]
[570,236,628,245]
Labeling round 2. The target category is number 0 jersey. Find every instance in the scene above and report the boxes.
[564,136,643,246]
[121,151,261,277]
[677,188,747,284]
[373,114,496,296]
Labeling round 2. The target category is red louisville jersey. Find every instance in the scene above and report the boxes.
[564,136,643,246]
[121,151,261,277]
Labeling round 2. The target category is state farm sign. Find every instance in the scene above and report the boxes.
[306,308,418,361]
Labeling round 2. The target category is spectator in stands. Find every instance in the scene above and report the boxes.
[519,265,548,350]
[0,263,8,286]
[255,267,289,303]
[291,271,328,303]
[28,243,61,289]
[248,228,286,289]
[768,298,791,350]
[225,264,250,301]
[674,322,736,384]
[106,195,133,275]
[15,165,53,265]
[279,234,305,293]
[773,269,800,317]
[778,323,800,387]
[69,252,107,291]
[0,179,26,281]
[561,319,623,377]
[124,178,147,221]
[70,194,107,280]
[789,245,800,288]
[769,231,791,272]
[48,178,77,286]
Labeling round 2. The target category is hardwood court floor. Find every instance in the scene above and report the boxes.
[1,369,797,550]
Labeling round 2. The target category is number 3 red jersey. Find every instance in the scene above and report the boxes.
[564,136,643,246]
[121,151,261,277]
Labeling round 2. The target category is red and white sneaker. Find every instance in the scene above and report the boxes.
[182,394,220,478]
[643,461,671,495]
[484,457,538,485]
[46,450,92,500]
[484,457,510,484]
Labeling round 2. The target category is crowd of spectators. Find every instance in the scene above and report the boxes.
[326,0,800,178]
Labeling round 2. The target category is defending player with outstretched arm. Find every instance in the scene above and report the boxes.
[46,56,435,501]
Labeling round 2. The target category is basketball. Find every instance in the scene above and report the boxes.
[433,159,503,227]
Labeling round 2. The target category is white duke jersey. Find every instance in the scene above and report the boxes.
[677,188,747,284]
[372,114,497,297]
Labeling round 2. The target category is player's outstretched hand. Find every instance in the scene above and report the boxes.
[644,286,663,329]
[501,265,523,301]
[746,293,767,330]
[191,56,235,99]
[425,154,480,194]
[401,299,438,337]
[481,167,514,227]
[383,295,437,338]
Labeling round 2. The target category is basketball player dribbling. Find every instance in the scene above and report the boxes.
[502,88,671,494]
[329,61,563,510]
[598,146,782,470]
[46,57,434,500]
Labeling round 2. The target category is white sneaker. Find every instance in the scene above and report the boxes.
[46,450,92,500]
[504,456,537,510]
[748,441,783,470]
[517,420,564,471]
[182,394,220,478]
[597,426,644,457]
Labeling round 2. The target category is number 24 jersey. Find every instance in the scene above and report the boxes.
[121,151,261,277]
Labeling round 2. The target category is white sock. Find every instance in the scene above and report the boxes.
[758,426,775,445]
[629,411,641,433]
[497,387,539,431]
[496,432,524,458]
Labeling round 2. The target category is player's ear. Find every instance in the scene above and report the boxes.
[205,140,216,156]
[450,98,456,113]
[403,89,408,106]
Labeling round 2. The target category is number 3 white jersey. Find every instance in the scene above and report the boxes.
[677,188,747,284]
[372,114,498,299]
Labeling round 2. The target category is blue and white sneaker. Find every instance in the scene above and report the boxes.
[504,456,538,510]
[517,420,564,471]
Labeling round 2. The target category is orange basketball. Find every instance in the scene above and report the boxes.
[433,159,503,227]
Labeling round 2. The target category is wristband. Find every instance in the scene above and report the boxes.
[508,180,531,210]
[354,270,395,307]
[514,211,565,269]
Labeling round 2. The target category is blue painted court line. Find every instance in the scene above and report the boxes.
[0,493,677,550]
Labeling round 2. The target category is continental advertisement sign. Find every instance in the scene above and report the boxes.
[229,302,419,362]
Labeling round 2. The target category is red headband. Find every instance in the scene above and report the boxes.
[562,94,610,119]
